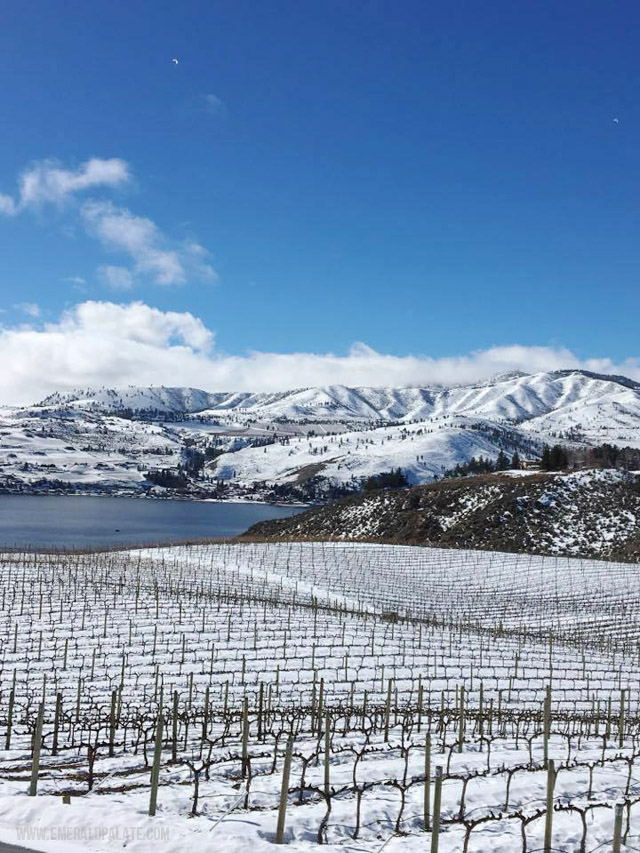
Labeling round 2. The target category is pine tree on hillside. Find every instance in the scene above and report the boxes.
[549,444,568,470]
[541,443,568,471]
[541,443,552,469]
[496,450,509,471]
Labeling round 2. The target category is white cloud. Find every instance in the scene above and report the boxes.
[14,302,41,318]
[183,240,217,282]
[63,275,88,294]
[0,300,638,405]
[82,201,215,286]
[0,157,215,287]
[201,93,225,114]
[0,158,130,214]
[0,194,16,215]
[98,265,135,290]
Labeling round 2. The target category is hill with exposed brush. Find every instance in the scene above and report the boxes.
[244,468,640,561]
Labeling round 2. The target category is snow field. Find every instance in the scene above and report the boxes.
[1,542,640,851]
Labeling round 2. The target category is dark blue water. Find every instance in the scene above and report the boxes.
[0,495,303,547]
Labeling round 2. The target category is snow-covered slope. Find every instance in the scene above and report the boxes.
[40,386,228,414]
[212,416,541,489]
[247,468,640,561]
[0,406,181,493]
[2,369,639,498]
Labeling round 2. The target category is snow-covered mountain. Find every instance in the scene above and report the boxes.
[2,369,639,499]
[39,369,640,427]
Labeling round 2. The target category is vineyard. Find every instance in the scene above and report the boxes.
[1,541,640,851]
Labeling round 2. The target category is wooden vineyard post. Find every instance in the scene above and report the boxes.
[258,682,264,741]
[75,675,82,723]
[423,733,431,831]
[5,686,15,750]
[430,766,443,853]
[543,758,555,853]
[241,696,249,779]
[275,736,294,844]
[619,689,625,750]
[543,685,551,769]
[613,801,624,853]
[108,689,117,757]
[324,712,331,796]
[384,679,392,743]
[171,690,179,762]
[149,708,164,816]
[317,678,324,737]
[458,684,465,753]
[52,692,62,756]
[310,675,317,736]
[201,685,210,758]
[29,703,45,796]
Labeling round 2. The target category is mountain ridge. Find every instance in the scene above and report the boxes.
[36,368,640,422]
[1,368,638,500]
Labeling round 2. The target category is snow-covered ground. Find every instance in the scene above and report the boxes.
[0,407,180,492]
[1,542,640,851]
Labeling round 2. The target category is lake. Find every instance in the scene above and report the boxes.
[0,495,304,548]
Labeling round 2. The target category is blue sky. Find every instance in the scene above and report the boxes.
[0,1,638,401]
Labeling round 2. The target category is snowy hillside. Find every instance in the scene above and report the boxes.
[212,416,541,490]
[2,369,640,499]
[40,385,228,414]
[247,468,640,561]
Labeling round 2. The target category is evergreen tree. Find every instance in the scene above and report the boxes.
[549,444,568,470]
[511,451,521,469]
[541,443,569,471]
[496,450,509,471]
[363,468,409,491]
[541,443,551,470]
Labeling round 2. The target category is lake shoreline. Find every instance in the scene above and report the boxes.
[0,494,305,549]
[0,486,311,508]
[0,490,310,508]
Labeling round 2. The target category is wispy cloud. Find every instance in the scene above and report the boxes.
[83,201,186,286]
[201,93,226,115]
[98,265,135,291]
[0,194,17,216]
[0,157,215,287]
[0,158,129,214]
[0,300,638,405]
[83,201,215,286]
[13,302,41,318]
